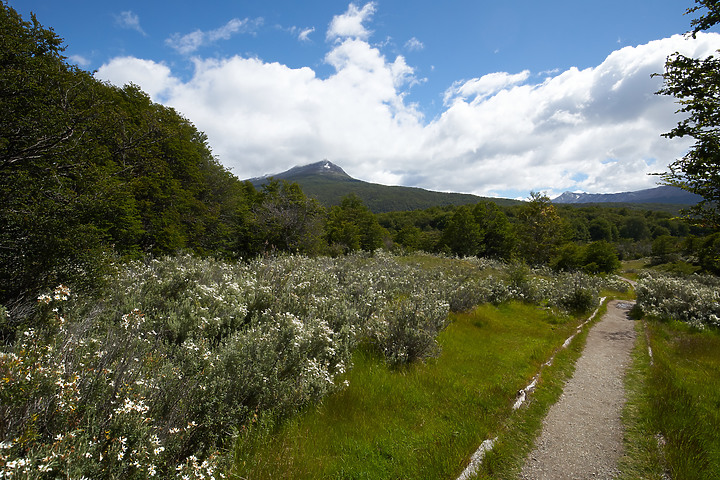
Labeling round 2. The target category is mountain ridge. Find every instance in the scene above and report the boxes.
[248,160,521,213]
[248,161,702,212]
[552,185,701,205]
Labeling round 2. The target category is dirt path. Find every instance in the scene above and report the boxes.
[519,299,637,480]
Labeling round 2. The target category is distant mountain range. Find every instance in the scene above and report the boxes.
[248,161,702,213]
[248,160,520,213]
[552,186,701,205]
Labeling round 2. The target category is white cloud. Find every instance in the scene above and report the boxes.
[96,6,720,199]
[298,27,315,42]
[166,17,263,55]
[116,11,146,36]
[95,57,179,101]
[69,54,90,67]
[443,71,531,105]
[405,37,424,51]
[327,2,376,41]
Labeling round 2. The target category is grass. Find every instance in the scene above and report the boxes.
[471,301,608,479]
[621,318,720,480]
[618,321,668,480]
[230,301,586,479]
[621,258,649,281]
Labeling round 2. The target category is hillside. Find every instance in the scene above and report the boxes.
[249,161,521,213]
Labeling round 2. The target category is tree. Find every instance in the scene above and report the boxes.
[472,202,516,259]
[517,192,565,264]
[250,180,325,255]
[441,205,482,257]
[651,235,679,265]
[588,217,614,242]
[621,216,651,241]
[582,241,621,274]
[0,4,254,308]
[551,243,583,272]
[325,194,385,254]
[697,232,720,273]
[655,0,720,229]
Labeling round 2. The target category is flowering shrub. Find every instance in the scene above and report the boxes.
[0,252,628,477]
[636,271,720,329]
[369,292,450,366]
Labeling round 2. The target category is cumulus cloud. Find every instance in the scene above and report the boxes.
[327,2,376,41]
[166,17,263,55]
[116,11,146,36]
[69,54,91,67]
[95,57,179,101]
[95,2,720,199]
[444,71,531,105]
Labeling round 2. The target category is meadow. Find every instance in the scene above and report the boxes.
[1,252,626,478]
[3,252,720,479]
[621,270,720,480]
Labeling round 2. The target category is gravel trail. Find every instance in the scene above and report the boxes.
[519,299,637,480]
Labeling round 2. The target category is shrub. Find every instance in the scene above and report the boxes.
[636,271,720,329]
[370,293,449,367]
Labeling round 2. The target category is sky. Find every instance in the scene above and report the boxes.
[13,0,720,199]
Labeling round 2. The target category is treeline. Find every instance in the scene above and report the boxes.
[379,194,719,274]
[1,4,246,307]
[0,4,400,310]
[2,3,719,314]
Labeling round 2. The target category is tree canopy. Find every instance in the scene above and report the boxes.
[0,3,253,307]
[656,0,720,230]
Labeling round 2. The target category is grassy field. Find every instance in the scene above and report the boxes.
[230,301,596,479]
[621,319,720,480]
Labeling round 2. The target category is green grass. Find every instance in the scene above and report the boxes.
[621,258,649,281]
[230,302,584,479]
[471,301,608,479]
[618,321,668,480]
[621,319,720,480]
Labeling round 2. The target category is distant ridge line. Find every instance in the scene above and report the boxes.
[552,185,701,205]
[247,161,701,212]
[247,160,521,212]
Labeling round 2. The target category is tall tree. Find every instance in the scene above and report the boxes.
[250,180,326,255]
[325,194,385,253]
[517,192,565,264]
[472,202,516,259]
[441,205,481,257]
[0,4,254,308]
[656,0,720,229]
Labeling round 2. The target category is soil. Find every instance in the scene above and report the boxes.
[518,299,637,480]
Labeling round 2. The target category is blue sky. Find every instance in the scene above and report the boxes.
[13,0,720,198]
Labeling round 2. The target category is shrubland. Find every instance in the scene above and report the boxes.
[0,251,627,478]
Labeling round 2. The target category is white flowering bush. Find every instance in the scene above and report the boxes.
[0,252,629,477]
[369,292,450,366]
[636,271,720,329]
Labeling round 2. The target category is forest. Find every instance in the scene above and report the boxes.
[2,2,720,479]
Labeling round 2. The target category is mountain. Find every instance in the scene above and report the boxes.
[250,160,355,183]
[552,185,702,205]
[248,160,520,213]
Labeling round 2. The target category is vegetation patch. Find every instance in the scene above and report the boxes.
[231,302,582,479]
[622,319,720,480]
